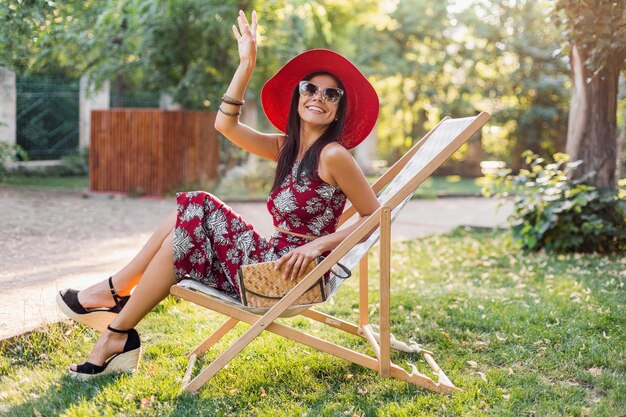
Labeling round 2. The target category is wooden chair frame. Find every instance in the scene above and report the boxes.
[170,113,490,395]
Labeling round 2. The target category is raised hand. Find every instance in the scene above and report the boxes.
[232,10,257,65]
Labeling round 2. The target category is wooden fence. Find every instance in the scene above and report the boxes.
[90,109,219,196]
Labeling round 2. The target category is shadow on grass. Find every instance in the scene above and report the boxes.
[3,374,118,417]
[0,322,135,416]
[159,323,445,416]
[165,364,429,417]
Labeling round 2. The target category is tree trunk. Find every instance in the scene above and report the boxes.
[511,137,524,172]
[565,44,619,189]
[617,104,625,180]
[465,130,484,177]
[410,107,428,146]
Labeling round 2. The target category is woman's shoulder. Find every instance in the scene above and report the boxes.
[317,142,358,186]
[320,142,352,162]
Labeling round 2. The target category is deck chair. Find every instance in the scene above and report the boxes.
[170,112,490,395]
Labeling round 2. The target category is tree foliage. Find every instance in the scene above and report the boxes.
[552,0,626,76]
[0,0,583,167]
[0,0,58,75]
[476,0,570,169]
[349,0,570,166]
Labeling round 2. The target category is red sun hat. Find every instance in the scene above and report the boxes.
[261,49,379,149]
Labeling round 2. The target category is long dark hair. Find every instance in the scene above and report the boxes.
[271,72,348,191]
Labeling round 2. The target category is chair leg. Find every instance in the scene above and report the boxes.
[371,330,434,356]
[391,361,458,394]
[423,353,454,387]
[182,354,199,388]
[379,206,392,377]
[182,317,239,389]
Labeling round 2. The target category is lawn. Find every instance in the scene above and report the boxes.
[0,228,624,416]
[0,175,89,191]
[411,175,484,198]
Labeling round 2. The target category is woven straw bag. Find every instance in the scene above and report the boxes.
[237,258,350,308]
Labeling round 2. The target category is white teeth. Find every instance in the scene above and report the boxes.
[306,106,325,113]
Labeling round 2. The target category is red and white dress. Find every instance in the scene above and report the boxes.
[173,161,347,299]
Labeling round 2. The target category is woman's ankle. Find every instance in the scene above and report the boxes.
[77,279,118,309]
[109,275,132,297]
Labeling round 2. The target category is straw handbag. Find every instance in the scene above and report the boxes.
[237,258,350,308]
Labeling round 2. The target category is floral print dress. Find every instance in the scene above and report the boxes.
[173,161,347,300]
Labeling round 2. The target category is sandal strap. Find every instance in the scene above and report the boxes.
[107,325,130,334]
[108,276,130,308]
[75,361,105,374]
[106,326,141,351]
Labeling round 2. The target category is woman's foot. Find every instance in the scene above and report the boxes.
[68,326,141,380]
[57,277,131,331]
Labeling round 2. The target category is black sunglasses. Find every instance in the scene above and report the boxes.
[298,81,344,103]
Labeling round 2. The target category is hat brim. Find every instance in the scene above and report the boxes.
[261,49,379,149]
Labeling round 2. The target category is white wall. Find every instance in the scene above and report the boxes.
[354,128,377,176]
[159,93,181,110]
[79,76,110,148]
[0,68,16,144]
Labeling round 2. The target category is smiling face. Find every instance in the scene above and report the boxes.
[297,74,340,130]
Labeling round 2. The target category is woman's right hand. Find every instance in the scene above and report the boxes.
[232,10,257,66]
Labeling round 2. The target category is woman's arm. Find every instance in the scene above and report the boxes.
[214,10,282,161]
[275,143,380,280]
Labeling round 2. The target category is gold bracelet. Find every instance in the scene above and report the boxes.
[221,95,245,106]
[218,106,240,117]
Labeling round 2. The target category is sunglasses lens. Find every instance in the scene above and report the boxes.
[324,88,342,103]
[299,81,318,97]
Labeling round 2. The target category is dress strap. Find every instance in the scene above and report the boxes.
[274,226,318,241]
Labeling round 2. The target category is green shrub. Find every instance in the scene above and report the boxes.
[215,156,275,199]
[0,143,28,180]
[485,151,626,253]
[6,148,89,178]
[50,147,90,176]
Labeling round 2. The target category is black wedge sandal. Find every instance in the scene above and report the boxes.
[56,277,130,332]
[68,325,141,380]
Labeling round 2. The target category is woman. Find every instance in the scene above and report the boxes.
[57,10,380,379]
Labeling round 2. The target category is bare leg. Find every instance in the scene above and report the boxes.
[70,230,177,370]
[63,209,177,309]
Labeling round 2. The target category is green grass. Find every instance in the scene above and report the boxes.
[0,175,89,190]
[1,228,624,416]
[411,175,485,199]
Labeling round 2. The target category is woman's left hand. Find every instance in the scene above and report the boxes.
[232,10,257,65]
[275,241,324,281]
